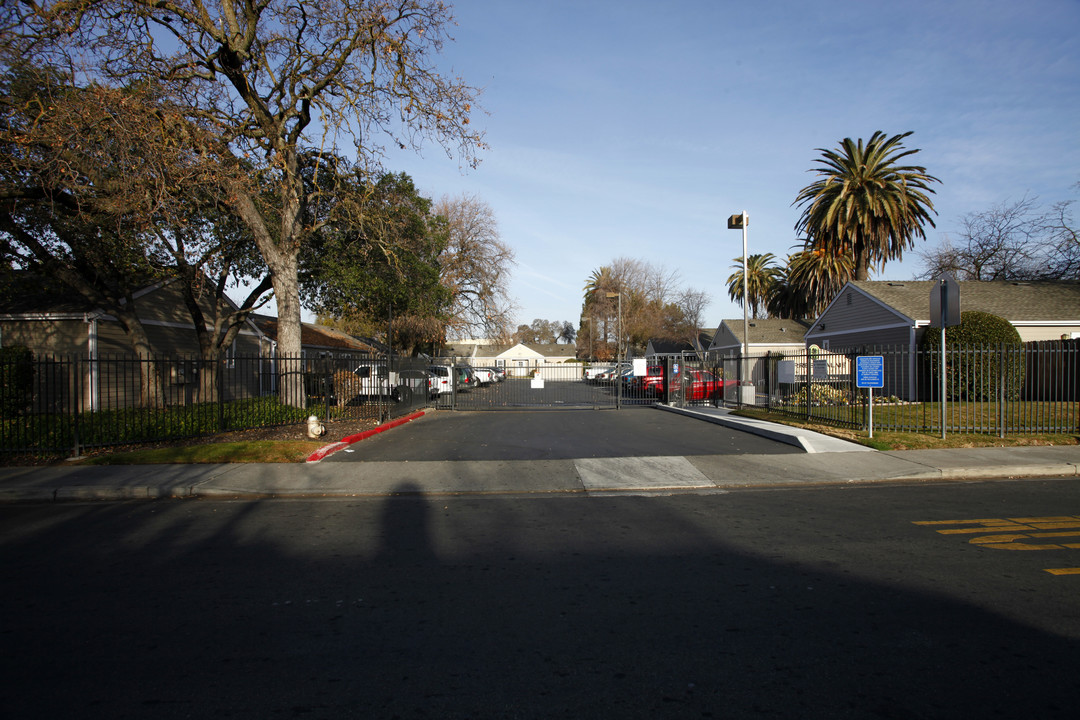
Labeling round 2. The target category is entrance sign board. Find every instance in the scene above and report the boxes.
[929,274,961,438]
[857,355,886,438]
[929,275,961,328]
[856,356,884,388]
[778,360,795,384]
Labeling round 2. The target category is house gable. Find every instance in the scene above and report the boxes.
[806,283,914,342]
[712,318,809,352]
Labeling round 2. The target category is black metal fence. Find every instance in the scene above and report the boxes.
[7,342,1078,457]
[0,352,437,457]
[674,341,1080,436]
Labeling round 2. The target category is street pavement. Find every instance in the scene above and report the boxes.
[2,404,1079,502]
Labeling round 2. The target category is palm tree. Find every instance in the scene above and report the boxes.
[764,263,807,320]
[793,131,940,281]
[582,265,619,356]
[784,249,853,317]
[726,253,781,319]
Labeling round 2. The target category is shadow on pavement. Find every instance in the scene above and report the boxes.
[1,487,1076,718]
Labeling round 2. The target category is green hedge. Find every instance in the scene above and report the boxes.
[921,311,1024,401]
[1,396,314,453]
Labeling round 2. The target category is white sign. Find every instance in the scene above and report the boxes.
[778,360,796,384]
[632,358,647,376]
[812,359,829,380]
[856,356,884,388]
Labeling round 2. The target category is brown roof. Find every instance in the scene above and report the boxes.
[720,318,810,344]
[252,316,377,352]
[850,280,1080,322]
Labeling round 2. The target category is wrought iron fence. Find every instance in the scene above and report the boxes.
[0,352,437,457]
[674,341,1080,436]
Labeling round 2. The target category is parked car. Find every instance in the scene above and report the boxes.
[477,366,505,382]
[399,369,438,400]
[427,366,455,395]
[645,368,734,401]
[629,364,664,396]
[583,365,614,383]
[333,361,401,404]
[454,366,475,392]
[471,367,496,385]
[599,363,630,384]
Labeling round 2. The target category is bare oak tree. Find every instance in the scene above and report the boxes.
[8,0,484,403]
[917,192,1078,282]
[435,194,516,342]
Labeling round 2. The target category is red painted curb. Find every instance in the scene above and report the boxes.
[306,409,429,463]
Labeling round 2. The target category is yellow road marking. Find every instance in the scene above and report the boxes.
[915,516,1080,574]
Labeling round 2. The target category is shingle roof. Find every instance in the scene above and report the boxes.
[849,280,1080,323]
[251,315,377,352]
[721,318,810,344]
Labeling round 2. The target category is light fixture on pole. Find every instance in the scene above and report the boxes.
[606,291,623,409]
[727,212,750,406]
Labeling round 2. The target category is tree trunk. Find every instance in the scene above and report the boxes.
[112,305,163,408]
[231,186,307,407]
[853,241,871,281]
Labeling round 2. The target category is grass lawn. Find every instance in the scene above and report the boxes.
[732,406,1080,451]
[76,440,326,465]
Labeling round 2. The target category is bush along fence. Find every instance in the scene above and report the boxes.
[680,341,1080,437]
[0,350,436,458]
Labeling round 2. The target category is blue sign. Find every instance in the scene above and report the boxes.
[856,355,884,388]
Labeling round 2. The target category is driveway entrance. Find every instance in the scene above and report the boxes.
[328,407,801,462]
[444,364,654,410]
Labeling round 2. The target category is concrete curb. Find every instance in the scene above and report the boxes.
[655,404,861,453]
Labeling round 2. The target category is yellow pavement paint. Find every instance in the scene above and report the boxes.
[914,516,1080,567]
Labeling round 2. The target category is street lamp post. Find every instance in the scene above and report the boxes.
[606,292,622,409]
[728,212,750,406]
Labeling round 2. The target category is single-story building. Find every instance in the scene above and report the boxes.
[645,330,715,360]
[1,273,266,410]
[806,280,1080,352]
[805,280,1080,399]
[443,342,578,378]
[707,318,811,385]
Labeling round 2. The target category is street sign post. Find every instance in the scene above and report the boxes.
[856,355,885,437]
[930,275,962,438]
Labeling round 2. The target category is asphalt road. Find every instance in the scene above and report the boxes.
[2,479,1078,719]
[327,407,802,462]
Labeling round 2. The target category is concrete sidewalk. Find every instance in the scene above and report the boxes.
[2,406,1078,502]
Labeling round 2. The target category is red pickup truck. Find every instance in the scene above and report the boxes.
[644,368,734,400]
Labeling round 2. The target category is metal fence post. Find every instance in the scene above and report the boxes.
[71,354,81,458]
[804,344,811,422]
[217,357,226,433]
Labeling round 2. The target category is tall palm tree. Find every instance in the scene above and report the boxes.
[582,265,617,304]
[726,253,781,319]
[582,265,619,356]
[793,131,940,281]
[785,249,853,317]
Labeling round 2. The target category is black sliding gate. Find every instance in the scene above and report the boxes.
[434,361,654,410]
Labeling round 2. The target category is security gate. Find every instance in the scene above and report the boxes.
[432,360,653,410]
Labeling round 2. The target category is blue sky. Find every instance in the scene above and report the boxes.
[380,0,1080,332]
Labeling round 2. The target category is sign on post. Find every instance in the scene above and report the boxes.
[856,355,885,438]
[856,355,884,388]
[930,275,962,438]
[929,275,961,328]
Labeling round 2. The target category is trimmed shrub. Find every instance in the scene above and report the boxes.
[921,311,1023,400]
